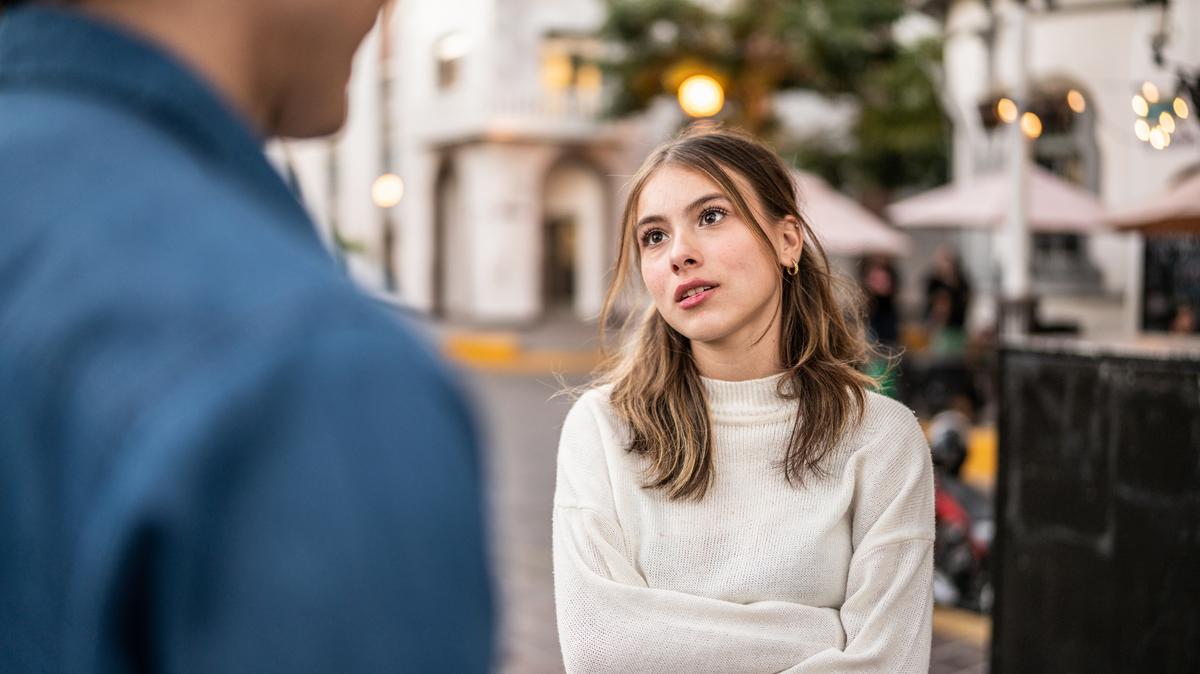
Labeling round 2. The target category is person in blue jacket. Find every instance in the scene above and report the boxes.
[0,1,492,672]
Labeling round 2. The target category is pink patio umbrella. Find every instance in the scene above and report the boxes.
[886,163,1107,233]
[1108,169,1200,234]
[793,170,909,257]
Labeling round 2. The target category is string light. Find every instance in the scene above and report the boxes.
[1066,89,1086,113]
[1020,111,1043,139]
[1158,111,1176,133]
[996,98,1018,124]
[1132,95,1149,117]
[1141,81,1160,104]
[1134,119,1151,141]
[1148,127,1167,150]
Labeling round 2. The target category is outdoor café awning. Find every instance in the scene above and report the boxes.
[886,163,1107,234]
[1108,169,1200,234]
[793,170,910,257]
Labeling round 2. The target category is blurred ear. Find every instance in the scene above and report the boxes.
[775,215,804,266]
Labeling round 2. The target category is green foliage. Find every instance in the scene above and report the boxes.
[333,230,367,256]
[596,0,948,199]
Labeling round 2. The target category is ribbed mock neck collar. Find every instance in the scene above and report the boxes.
[700,372,795,423]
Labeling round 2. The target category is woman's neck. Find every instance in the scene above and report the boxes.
[690,325,784,382]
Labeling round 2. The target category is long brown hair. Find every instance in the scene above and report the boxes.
[597,126,879,501]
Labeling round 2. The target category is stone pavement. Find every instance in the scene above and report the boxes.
[452,317,990,673]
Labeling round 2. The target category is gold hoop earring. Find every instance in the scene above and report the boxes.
[788,259,800,277]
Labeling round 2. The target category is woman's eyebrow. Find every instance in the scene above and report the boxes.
[636,193,727,230]
[685,193,726,213]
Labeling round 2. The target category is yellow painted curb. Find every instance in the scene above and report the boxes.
[464,349,601,375]
[442,331,520,365]
[441,331,601,374]
[932,606,991,648]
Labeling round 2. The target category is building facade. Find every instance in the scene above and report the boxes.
[277,0,686,325]
[935,0,1199,335]
[276,0,1199,333]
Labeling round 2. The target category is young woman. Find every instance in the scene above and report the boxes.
[552,128,934,673]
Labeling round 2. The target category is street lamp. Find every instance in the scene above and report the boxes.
[372,173,405,209]
[677,74,724,118]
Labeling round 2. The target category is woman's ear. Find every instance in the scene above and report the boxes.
[776,215,804,265]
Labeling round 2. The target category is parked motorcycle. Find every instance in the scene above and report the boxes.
[928,410,994,613]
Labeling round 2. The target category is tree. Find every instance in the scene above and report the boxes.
[596,0,949,206]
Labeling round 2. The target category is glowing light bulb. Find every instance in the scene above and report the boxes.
[1174,97,1190,119]
[372,173,405,208]
[1067,89,1086,113]
[1159,111,1176,134]
[677,75,725,118]
[996,97,1018,124]
[1132,95,1149,117]
[1134,119,1151,141]
[1149,127,1166,150]
[1020,112,1042,139]
[1142,81,1160,104]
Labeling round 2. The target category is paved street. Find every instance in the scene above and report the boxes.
[462,368,989,674]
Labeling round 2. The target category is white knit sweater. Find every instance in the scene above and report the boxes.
[552,373,934,673]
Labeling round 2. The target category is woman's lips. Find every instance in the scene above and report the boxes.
[678,287,716,309]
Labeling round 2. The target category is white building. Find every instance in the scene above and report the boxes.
[932,0,1199,335]
[276,0,687,325]
[275,0,1199,333]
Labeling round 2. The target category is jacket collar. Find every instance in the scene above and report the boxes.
[0,5,314,230]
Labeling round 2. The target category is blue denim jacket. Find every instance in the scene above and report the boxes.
[0,7,493,672]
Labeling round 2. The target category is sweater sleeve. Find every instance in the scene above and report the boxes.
[552,394,846,674]
[781,408,936,673]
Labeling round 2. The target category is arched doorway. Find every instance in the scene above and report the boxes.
[541,158,609,320]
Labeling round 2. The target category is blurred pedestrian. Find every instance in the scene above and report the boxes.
[0,1,491,672]
[859,255,901,397]
[1169,303,1197,334]
[860,255,901,351]
[920,246,976,416]
[923,245,971,357]
[553,127,933,672]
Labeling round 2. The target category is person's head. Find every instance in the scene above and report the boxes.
[932,245,961,282]
[860,256,896,298]
[1170,303,1196,334]
[241,0,389,136]
[598,126,877,500]
[631,142,804,356]
[58,0,389,137]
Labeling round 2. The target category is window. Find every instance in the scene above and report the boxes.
[540,35,604,99]
[435,31,470,90]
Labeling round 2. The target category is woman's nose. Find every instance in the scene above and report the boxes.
[669,233,701,274]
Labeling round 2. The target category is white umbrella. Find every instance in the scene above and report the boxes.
[886,163,1107,233]
[793,170,909,257]
[1108,169,1200,234]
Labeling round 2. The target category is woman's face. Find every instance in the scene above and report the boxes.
[634,164,801,351]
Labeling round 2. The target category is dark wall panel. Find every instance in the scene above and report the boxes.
[995,344,1200,673]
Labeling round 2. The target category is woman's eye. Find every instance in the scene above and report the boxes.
[640,229,667,247]
[700,207,727,226]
